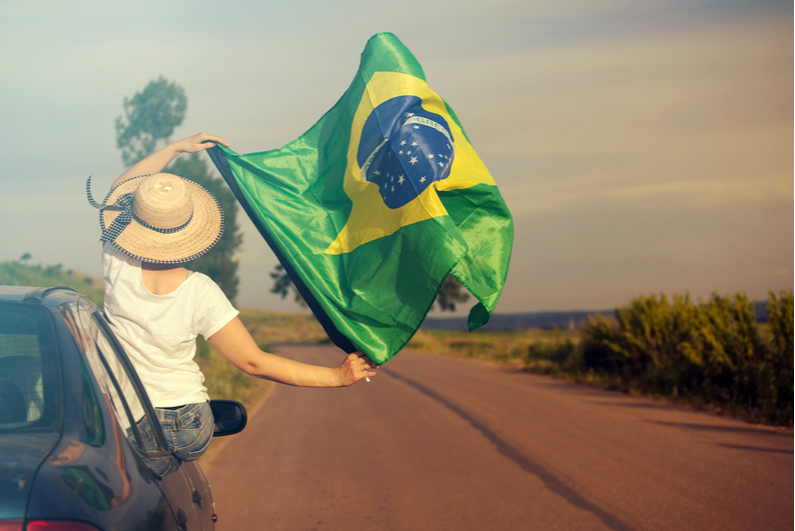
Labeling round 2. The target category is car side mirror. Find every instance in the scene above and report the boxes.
[210,399,247,437]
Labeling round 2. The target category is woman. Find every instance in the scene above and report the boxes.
[87,132,376,467]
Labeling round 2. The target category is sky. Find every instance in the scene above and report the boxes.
[0,0,792,316]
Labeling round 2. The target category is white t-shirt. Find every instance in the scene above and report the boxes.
[102,243,239,407]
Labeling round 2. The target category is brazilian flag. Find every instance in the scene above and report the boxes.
[209,32,513,365]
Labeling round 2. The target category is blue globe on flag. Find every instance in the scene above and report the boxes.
[357,95,456,209]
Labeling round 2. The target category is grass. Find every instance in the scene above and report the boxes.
[407,326,580,366]
[238,307,329,344]
[0,260,105,306]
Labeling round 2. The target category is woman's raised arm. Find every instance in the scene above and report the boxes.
[111,132,229,189]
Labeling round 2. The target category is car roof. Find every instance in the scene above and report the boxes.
[0,285,84,305]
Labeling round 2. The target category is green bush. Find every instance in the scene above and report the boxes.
[764,291,794,423]
[579,291,793,425]
[524,328,580,374]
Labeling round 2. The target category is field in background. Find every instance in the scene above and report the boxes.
[0,261,105,306]
[407,326,577,365]
[2,259,790,427]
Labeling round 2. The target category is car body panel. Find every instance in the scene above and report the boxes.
[0,286,242,530]
[0,433,59,520]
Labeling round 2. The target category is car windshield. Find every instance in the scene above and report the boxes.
[0,302,62,433]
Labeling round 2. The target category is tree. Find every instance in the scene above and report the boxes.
[115,78,242,304]
[168,155,242,304]
[268,265,468,312]
[270,264,306,308]
[435,275,470,312]
[20,253,31,264]
[115,76,187,166]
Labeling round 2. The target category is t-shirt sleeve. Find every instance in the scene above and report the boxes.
[194,276,240,340]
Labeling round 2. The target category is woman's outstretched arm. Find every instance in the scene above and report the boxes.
[208,317,378,387]
[111,132,229,189]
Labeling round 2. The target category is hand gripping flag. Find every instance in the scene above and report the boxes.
[208,32,513,365]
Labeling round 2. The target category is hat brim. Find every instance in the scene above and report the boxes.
[100,174,224,264]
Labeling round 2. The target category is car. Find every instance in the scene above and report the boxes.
[0,285,247,531]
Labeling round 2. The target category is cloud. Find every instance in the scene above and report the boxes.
[0,0,790,314]
[445,14,793,225]
[602,177,792,206]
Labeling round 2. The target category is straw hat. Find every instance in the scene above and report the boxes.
[87,173,224,264]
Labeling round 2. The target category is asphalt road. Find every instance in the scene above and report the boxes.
[204,344,793,531]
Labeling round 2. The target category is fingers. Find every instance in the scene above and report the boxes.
[359,359,378,381]
[183,132,230,153]
[346,351,379,383]
[354,351,378,369]
[199,132,230,147]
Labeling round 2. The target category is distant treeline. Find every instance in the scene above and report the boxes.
[422,302,772,331]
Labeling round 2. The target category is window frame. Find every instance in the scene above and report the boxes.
[89,310,171,457]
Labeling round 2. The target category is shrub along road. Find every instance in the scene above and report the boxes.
[204,344,792,531]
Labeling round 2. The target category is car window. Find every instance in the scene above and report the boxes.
[0,302,61,432]
[58,303,105,445]
[90,316,145,433]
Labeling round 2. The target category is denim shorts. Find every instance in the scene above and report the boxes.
[155,401,214,462]
[130,401,214,477]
